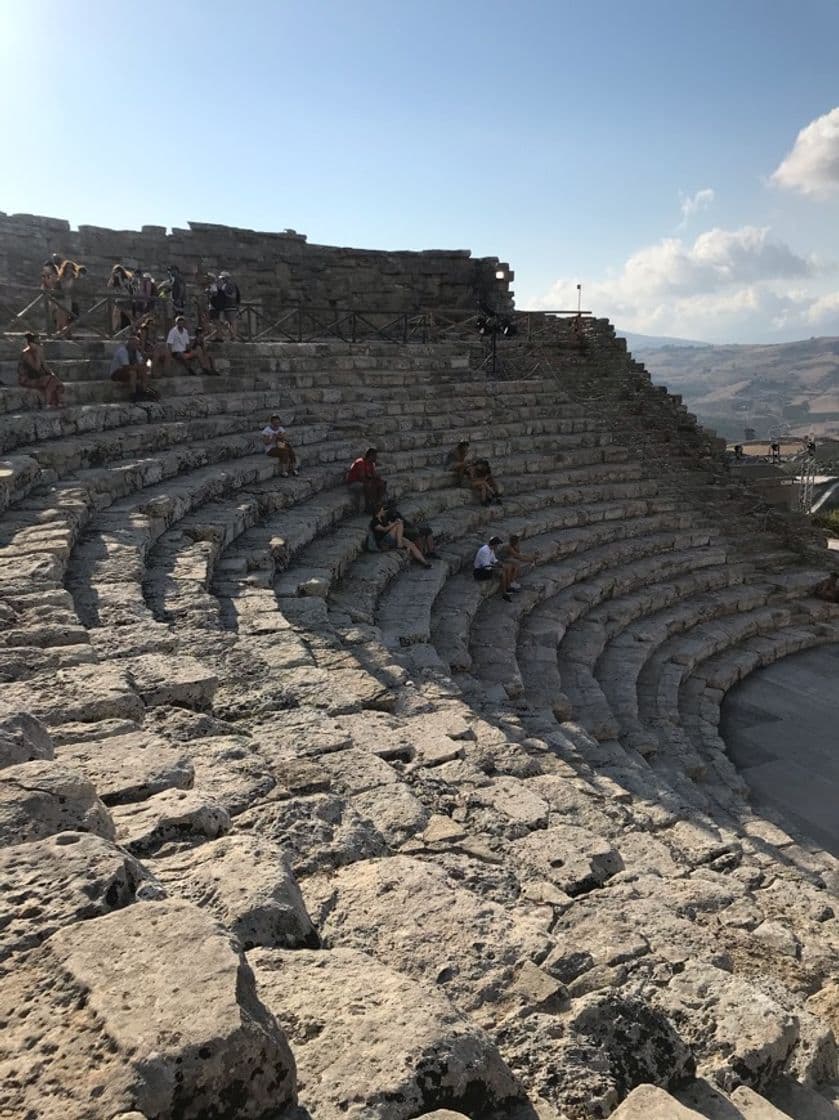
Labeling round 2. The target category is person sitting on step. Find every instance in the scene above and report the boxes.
[370,503,431,568]
[813,572,839,604]
[166,315,197,374]
[262,414,299,476]
[496,533,540,591]
[109,336,158,401]
[17,333,64,408]
[448,440,474,486]
[470,457,501,505]
[346,447,386,513]
[190,328,217,375]
[473,535,517,601]
[135,313,170,377]
[384,503,438,558]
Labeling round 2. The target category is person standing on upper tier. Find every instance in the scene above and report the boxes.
[218,271,241,340]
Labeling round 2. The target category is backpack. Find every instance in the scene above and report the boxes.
[222,278,238,303]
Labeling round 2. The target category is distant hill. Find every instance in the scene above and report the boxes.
[617,329,711,351]
[631,335,839,442]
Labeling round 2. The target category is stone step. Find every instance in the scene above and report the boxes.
[610,1084,707,1119]
[430,518,711,673]
[766,1078,839,1120]
[547,559,753,737]
[676,1078,794,1118]
[329,496,688,629]
[0,387,282,455]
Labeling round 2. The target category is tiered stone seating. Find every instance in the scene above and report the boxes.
[2,324,838,1120]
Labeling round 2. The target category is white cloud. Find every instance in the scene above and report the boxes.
[772,107,839,197]
[678,187,715,226]
[533,226,824,343]
[805,291,839,323]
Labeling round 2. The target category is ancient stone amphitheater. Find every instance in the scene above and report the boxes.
[0,215,837,1120]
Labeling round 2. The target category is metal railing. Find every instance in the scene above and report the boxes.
[0,285,591,348]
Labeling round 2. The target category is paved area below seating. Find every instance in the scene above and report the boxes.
[721,644,839,856]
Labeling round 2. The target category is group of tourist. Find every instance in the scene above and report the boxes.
[334,439,538,592]
[40,254,244,344]
[106,263,242,341]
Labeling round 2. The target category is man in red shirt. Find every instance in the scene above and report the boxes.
[346,447,386,512]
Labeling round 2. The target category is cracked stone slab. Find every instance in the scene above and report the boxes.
[0,899,297,1119]
[250,946,523,1120]
[0,759,115,847]
[151,833,318,950]
[0,831,147,961]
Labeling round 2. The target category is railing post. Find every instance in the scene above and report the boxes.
[351,312,357,344]
[42,292,52,337]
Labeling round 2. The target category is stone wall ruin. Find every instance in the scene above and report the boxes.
[0,210,514,320]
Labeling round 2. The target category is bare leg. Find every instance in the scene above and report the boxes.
[404,538,430,566]
[46,375,64,407]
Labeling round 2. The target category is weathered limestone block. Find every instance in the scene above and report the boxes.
[235,793,388,877]
[413,1113,472,1120]
[111,787,230,856]
[249,947,523,1120]
[152,833,318,950]
[0,709,54,768]
[185,735,278,815]
[542,994,695,1119]
[55,731,194,804]
[512,823,624,896]
[0,662,144,725]
[0,899,297,1120]
[609,1084,703,1119]
[305,855,551,1012]
[653,960,799,1091]
[766,1076,839,1120]
[0,760,115,846]
[124,652,218,709]
[0,831,146,960]
[351,781,430,847]
[730,1084,802,1118]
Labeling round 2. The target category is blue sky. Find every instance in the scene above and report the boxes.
[3,0,839,343]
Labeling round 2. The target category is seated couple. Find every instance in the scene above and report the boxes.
[449,441,501,505]
[369,504,436,568]
[473,534,540,602]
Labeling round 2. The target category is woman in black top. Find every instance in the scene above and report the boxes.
[369,505,431,567]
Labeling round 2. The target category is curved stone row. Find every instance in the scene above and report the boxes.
[0,330,837,1120]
